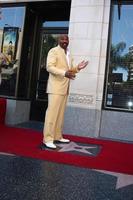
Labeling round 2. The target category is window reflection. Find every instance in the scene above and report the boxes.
[0,7,25,97]
[43,21,69,28]
[105,2,133,110]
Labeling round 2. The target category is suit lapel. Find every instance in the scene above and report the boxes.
[57,45,69,67]
[69,54,74,69]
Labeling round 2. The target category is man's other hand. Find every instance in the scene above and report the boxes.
[78,60,88,70]
[65,70,76,80]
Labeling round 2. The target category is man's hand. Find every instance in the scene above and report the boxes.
[65,70,76,80]
[78,60,88,70]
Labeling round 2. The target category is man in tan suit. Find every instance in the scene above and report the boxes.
[43,35,88,149]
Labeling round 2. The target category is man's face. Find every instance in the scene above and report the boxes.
[58,35,69,50]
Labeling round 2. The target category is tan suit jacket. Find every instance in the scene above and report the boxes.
[46,45,78,95]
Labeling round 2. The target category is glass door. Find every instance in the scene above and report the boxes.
[30,28,68,121]
[36,33,59,101]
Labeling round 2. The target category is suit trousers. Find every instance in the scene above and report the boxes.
[43,94,68,143]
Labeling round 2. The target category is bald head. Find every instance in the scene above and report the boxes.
[58,34,69,51]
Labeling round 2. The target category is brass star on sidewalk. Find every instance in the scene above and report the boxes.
[0,152,15,156]
[57,141,97,155]
[96,170,133,189]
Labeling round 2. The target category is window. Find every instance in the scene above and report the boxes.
[105,1,133,111]
[0,6,25,97]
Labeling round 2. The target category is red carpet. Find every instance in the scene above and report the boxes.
[0,124,133,175]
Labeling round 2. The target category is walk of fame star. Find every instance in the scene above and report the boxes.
[56,141,100,156]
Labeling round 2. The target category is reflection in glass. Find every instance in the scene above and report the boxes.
[105,2,133,110]
[43,21,69,28]
[0,7,25,97]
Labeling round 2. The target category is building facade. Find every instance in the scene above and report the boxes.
[0,0,133,142]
